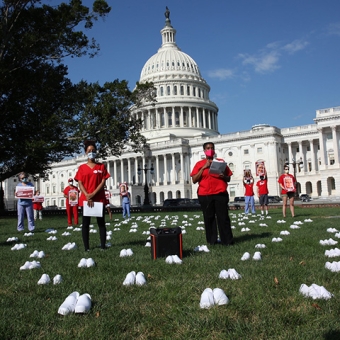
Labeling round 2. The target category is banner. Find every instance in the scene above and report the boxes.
[15,186,34,199]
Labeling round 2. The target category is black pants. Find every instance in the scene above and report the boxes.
[198,193,234,246]
[82,207,107,250]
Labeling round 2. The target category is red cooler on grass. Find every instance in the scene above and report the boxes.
[150,227,183,260]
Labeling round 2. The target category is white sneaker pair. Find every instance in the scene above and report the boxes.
[30,250,45,258]
[6,237,19,242]
[24,232,34,237]
[58,292,92,315]
[77,258,95,268]
[62,242,77,250]
[11,243,27,251]
[299,283,333,300]
[122,271,147,286]
[20,260,41,270]
[219,268,241,280]
[194,245,210,252]
[199,288,229,309]
[120,249,133,257]
[165,255,182,264]
[47,236,57,241]
[241,252,262,261]
[272,237,283,242]
[62,232,71,236]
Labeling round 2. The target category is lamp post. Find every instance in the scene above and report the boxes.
[285,157,303,197]
[138,163,154,206]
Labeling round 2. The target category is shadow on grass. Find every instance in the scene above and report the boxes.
[234,232,272,244]
[324,330,340,340]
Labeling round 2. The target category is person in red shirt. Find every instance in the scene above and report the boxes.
[75,140,111,251]
[190,142,234,246]
[256,174,269,215]
[278,165,296,218]
[63,178,80,227]
[33,190,43,221]
[244,175,256,215]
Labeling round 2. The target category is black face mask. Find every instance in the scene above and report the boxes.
[260,176,264,180]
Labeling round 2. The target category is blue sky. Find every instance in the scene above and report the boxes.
[61,0,340,134]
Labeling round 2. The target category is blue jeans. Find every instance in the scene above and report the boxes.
[17,203,35,231]
[122,202,130,218]
[245,196,255,214]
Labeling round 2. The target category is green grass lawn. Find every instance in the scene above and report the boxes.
[1,207,340,339]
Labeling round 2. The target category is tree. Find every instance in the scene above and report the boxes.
[0,0,154,182]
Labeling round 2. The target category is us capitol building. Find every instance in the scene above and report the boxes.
[4,11,340,209]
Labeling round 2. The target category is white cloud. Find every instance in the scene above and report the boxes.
[327,22,340,36]
[282,39,309,54]
[207,68,234,80]
[239,50,280,74]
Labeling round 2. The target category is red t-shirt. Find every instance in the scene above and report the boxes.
[256,179,269,195]
[244,182,254,196]
[190,158,232,196]
[74,163,110,206]
[63,185,80,206]
[33,202,43,210]
[278,174,296,194]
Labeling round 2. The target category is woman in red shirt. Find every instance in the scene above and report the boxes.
[190,142,234,246]
[278,165,296,218]
[75,140,111,251]
[33,190,43,221]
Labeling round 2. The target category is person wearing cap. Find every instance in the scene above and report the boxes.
[63,178,80,227]
[278,165,296,217]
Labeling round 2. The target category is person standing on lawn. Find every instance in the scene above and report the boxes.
[75,140,111,251]
[243,171,256,215]
[256,173,269,215]
[33,190,43,221]
[190,142,234,246]
[278,165,296,218]
[63,178,80,227]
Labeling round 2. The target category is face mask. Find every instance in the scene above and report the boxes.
[260,176,264,180]
[21,177,28,183]
[87,152,97,160]
[69,182,73,185]
[284,170,289,174]
[204,149,215,158]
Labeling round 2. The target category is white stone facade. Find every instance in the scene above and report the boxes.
[3,15,340,209]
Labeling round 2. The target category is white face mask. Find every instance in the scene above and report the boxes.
[284,169,289,174]
[87,152,97,160]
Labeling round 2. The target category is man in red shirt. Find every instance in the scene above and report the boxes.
[190,142,234,246]
[244,176,256,215]
[63,178,80,226]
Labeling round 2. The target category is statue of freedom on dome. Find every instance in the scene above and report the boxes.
[165,6,170,20]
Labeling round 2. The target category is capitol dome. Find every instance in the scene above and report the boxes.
[132,9,219,141]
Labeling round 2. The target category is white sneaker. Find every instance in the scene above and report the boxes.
[28,261,41,269]
[126,249,133,256]
[86,258,95,267]
[123,271,136,286]
[145,242,151,247]
[75,293,92,314]
[20,261,31,270]
[53,274,62,284]
[62,243,71,250]
[165,255,173,264]
[199,288,214,309]
[135,272,147,286]
[213,288,229,305]
[38,274,50,285]
[58,291,80,315]
[172,255,182,264]
[30,250,39,258]
[78,258,87,268]
[241,252,250,261]
[120,249,127,257]
[253,252,262,261]
[218,269,229,279]
[38,251,45,258]
[228,268,242,280]
[68,242,77,250]
[201,245,210,252]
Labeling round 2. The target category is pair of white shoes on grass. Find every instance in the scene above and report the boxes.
[194,245,210,252]
[47,236,57,241]
[120,249,133,257]
[272,237,283,242]
[320,238,338,246]
[165,255,182,264]
[20,260,41,270]
[241,227,250,232]
[62,232,71,236]
[200,288,229,309]
[280,231,290,235]
[58,292,92,315]
[325,248,340,257]
[7,237,19,242]
[255,244,266,248]
[38,274,62,285]
[123,271,146,286]
[62,242,77,250]
[241,252,261,261]
[196,226,204,230]
[78,258,95,268]
[30,250,45,258]
[11,243,27,250]
[325,261,340,272]
[219,269,241,280]
[327,228,338,233]
[290,225,300,229]
[24,232,34,237]
[299,283,332,300]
